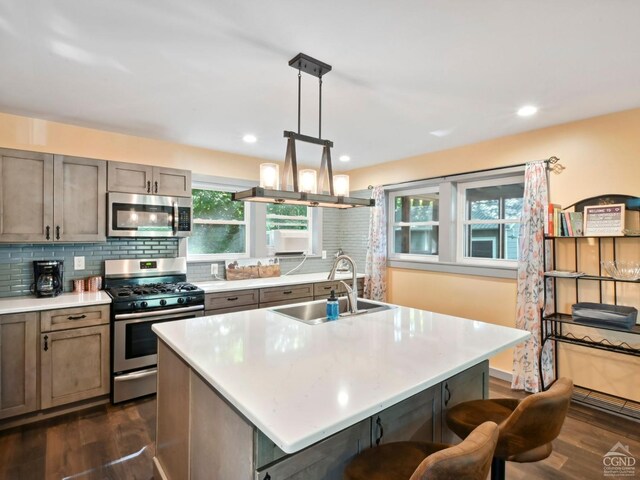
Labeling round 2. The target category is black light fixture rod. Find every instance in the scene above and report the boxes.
[297,68,302,134]
[319,76,322,139]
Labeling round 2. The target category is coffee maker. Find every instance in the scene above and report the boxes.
[32,260,64,297]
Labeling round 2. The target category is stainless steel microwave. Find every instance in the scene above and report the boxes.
[107,193,192,237]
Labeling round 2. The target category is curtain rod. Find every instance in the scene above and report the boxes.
[368,156,562,189]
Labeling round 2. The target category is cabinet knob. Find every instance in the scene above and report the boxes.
[44,335,49,352]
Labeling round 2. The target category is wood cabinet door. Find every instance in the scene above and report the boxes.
[0,148,54,242]
[40,324,110,409]
[373,384,439,447]
[441,360,488,443]
[53,155,107,242]
[152,167,191,197]
[107,161,153,194]
[0,312,38,419]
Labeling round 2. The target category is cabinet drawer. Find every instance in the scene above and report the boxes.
[313,281,341,298]
[260,284,314,304]
[41,305,110,332]
[205,304,259,316]
[206,289,258,310]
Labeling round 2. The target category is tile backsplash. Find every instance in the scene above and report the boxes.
[0,239,179,297]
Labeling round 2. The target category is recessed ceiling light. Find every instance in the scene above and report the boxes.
[429,129,452,137]
[242,134,257,143]
[517,105,538,117]
[339,155,350,162]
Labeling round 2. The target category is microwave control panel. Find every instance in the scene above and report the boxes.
[177,207,191,232]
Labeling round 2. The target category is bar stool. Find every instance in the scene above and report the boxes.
[343,421,498,480]
[446,377,573,480]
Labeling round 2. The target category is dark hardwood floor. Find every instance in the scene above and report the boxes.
[0,379,638,479]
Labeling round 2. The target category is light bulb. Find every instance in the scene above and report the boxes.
[333,175,350,197]
[299,169,317,194]
[260,163,280,189]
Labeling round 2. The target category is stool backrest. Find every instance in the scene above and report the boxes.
[498,377,573,458]
[410,421,498,480]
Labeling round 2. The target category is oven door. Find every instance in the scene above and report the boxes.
[113,305,204,373]
[107,192,192,237]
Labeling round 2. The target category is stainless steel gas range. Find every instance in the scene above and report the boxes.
[104,257,204,403]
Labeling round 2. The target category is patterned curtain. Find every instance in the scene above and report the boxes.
[511,161,555,392]
[364,186,387,301]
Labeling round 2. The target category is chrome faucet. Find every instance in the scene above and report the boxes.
[328,254,358,314]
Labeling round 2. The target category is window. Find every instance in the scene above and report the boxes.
[389,189,439,258]
[188,187,250,260]
[458,178,523,264]
[388,171,524,274]
[266,204,312,254]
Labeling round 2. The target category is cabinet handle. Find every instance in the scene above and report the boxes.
[444,382,451,406]
[147,180,151,193]
[264,474,271,480]
[283,290,292,295]
[44,335,49,352]
[154,181,158,193]
[375,416,384,446]
[67,314,87,320]
[45,225,50,240]
[227,297,239,301]
[55,225,60,240]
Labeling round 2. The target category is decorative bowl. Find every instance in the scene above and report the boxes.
[601,260,640,281]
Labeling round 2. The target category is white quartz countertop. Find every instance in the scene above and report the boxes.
[0,291,111,315]
[194,272,365,293]
[153,301,529,454]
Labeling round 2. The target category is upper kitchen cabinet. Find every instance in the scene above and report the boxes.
[0,148,106,243]
[108,161,191,197]
[0,148,54,242]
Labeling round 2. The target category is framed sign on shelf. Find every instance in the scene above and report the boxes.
[583,203,626,236]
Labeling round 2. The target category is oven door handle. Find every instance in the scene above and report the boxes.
[173,201,178,235]
[113,368,157,381]
[114,304,204,320]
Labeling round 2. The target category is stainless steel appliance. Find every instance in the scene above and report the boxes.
[104,257,204,403]
[32,260,64,297]
[107,192,192,237]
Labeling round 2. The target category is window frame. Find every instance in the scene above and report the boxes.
[386,168,525,278]
[456,175,524,268]
[388,186,440,262]
[187,183,251,262]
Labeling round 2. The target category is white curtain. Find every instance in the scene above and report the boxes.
[511,161,555,392]
[364,186,387,301]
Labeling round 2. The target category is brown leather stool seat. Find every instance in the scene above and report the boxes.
[446,377,573,480]
[344,421,498,480]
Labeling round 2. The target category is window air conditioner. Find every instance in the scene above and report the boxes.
[271,230,310,255]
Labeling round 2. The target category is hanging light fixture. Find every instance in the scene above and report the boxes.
[233,53,374,209]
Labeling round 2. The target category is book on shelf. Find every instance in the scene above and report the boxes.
[569,211,584,236]
[563,212,574,236]
[546,203,561,236]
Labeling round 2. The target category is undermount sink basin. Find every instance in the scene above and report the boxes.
[271,297,395,325]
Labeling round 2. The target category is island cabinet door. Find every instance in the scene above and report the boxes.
[255,419,370,480]
[371,384,440,447]
[441,360,489,444]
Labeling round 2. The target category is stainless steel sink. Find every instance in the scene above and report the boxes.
[271,297,395,325]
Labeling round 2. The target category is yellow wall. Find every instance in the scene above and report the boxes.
[0,112,265,180]
[355,108,640,399]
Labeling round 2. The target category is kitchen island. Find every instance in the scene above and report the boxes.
[152,300,529,480]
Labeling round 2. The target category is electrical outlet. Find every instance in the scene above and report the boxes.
[74,256,85,270]
[211,264,219,275]
[321,250,327,259]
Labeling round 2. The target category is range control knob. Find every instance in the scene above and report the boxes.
[159,299,167,306]
[140,301,148,308]
[129,302,137,310]
[177,297,185,304]
[184,296,191,304]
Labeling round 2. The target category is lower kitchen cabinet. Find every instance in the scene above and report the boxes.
[0,312,38,420]
[372,384,439,446]
[440,361,489,444]
[40,323,110,409]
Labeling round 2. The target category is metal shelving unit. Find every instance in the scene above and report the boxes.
[540,235,640,392]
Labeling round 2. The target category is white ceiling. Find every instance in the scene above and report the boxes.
[1,1,640,169]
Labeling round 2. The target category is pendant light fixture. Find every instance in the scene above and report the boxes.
[233,53,374,209]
